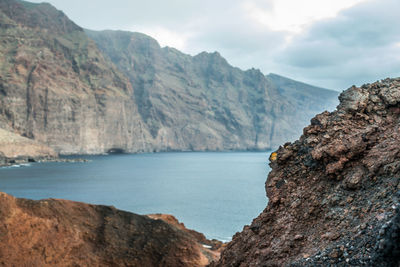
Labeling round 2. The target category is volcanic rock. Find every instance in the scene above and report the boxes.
[215,78,400,266]
[0,192,219,266]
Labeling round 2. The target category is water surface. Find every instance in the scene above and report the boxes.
[0,152,270,241]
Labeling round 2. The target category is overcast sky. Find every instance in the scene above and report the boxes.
[29,0,400,90]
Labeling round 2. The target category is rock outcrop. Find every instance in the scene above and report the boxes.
[215,78,400,266]
[0,192,220,266]
[0,128,56,166]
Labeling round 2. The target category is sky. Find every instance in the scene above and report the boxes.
[29,0,400,91]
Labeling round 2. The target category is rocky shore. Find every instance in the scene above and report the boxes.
[0,128,57,167]
[215,78,400,266]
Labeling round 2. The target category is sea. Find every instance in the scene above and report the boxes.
[0,152,270,241]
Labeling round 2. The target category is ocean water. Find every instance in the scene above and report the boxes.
[0,152,270,241]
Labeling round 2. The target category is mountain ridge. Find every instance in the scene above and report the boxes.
[0,0,339,154]
[86,29,339,152]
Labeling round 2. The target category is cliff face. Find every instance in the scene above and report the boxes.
[86,30,338,151]
[0,0,151,154]
[216,78,400,266]
[0,128,56,165]
[0,192,219,266]
[0,0,338,154]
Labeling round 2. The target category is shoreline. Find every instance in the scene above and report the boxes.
[0,157,89,168]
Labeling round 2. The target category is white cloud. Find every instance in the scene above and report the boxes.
[131,26,190,51]
[243,0,366,33]
[27,0,400,90]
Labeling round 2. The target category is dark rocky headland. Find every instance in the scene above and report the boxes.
[215,78,400,266]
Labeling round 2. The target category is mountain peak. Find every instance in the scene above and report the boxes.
[0,0,82,34]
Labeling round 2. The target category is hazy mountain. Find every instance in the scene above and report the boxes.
[0,0,339,154]
[266,73,339,124]
[87,30,339,151]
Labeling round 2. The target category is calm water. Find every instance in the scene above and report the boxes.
[0,152,270,241]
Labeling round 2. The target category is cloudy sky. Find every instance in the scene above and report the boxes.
[30,0,400,90]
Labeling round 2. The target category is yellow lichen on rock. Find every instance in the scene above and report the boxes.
[269,152,277,162]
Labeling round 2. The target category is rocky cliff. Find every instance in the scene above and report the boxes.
[0,192,220,266]
[215,78,400,266]
[87,29,339,151]
[0,0,338,154]
[0,0,151,154]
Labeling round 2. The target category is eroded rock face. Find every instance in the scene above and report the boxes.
[0,0,151,154]
[0,128,56,165]
[0,0,338,154]
[215,78,400,266]
[86,30,339,152]
[0,193,219,266]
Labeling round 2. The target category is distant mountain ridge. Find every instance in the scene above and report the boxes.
[86,29,339,151]
[0,0,339,154]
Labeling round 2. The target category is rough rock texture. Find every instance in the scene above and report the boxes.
[87,30,339,151]
[0,0,151,154]
[147,214,224,260]
[0,192,220,266]
[0,127,56,165]
[215,78,400,266]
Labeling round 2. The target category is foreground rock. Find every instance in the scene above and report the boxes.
[0,192,219,266]
[147,214,224,260]
[0,128,57,166]
[215,78,400,266]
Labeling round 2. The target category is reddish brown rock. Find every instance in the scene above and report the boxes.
[215,78,400,266]
[147,214,224,261]
[0,193,219,266]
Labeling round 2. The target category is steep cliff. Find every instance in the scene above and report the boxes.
[87,29,339,151]
[0,0,151,154]
[215,78,400,266]
[0,0,338,154]
[0,192,220,266]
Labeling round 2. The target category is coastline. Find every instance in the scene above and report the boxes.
[0,156,89,168]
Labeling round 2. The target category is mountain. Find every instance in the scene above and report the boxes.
[0,192,220,266]
[266,73,339,118]
[0,0,338,154]
[86,29,339,151]
[0,0,150,154]
[214,79,400,266]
